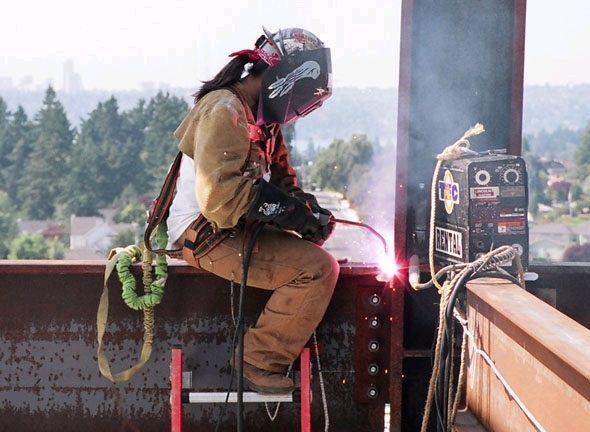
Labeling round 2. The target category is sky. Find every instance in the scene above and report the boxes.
[0,0,588,91]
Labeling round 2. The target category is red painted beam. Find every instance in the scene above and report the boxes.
[466,278,590,432]
[300,347,311,432]
[170,347,183,432]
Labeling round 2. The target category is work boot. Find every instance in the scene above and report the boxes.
[230,352,294,394]
[242,362,294,394]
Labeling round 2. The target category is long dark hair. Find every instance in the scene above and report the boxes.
[193,55,268,104]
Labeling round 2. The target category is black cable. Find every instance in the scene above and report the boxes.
[237,222,265,432]
[435,267,474,430]
[434,261,521,429]
[214,222,265,432]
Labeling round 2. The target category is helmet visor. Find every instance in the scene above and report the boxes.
[258,47,332,124]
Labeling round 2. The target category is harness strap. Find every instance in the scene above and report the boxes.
[182,228,200,268]
[97,246,152,383]
[144,151,183,254]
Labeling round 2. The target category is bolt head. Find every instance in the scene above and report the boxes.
[370,294,381,306]
[369,317,380,328]
[368,340,380,352]
[367,387,378,398]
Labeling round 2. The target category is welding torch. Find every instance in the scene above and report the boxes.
[328,217,389,255]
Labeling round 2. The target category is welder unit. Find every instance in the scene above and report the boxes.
[434,154,529,272]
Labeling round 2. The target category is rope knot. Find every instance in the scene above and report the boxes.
[436,123,485,162]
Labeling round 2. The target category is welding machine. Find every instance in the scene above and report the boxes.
[434,153,529,271]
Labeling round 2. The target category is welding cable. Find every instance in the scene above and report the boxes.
[410,258,469,291]
[438,259,513,426]
[313,330,330,432]
[236,222,265,432]
[214,222,265,432]
[263,362,294,421]
[332,218,388,254]
[423,246,521,432]
[439,250,522,430]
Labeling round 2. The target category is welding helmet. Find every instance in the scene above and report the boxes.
[256,27,332,125]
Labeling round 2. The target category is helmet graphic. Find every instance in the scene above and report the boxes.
[256,27,332,125]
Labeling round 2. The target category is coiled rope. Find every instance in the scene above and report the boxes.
[416,123,531,431]
[420,246,522,432]
[96,222,168,383]
[428,123,484,292]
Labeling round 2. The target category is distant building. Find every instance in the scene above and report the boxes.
[17,219,66,238]
[69,210,134,258]
[529,223,576,262]
[62,59,83,93]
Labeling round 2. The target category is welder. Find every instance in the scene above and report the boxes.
[166,28,338,394]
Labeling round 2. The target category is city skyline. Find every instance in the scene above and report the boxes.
[1,1,589,91]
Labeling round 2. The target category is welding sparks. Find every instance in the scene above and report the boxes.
[376,234,397,282]
[378,254,398,279]
[377,252,398,282]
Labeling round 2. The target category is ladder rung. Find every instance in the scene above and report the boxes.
[186,392,293,404]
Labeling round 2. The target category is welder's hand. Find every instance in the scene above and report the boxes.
[294,191,336,245]
[293,191,322,213]
[248,181,321,235]
[302,212,336,246]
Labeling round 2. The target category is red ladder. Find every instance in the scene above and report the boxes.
[170,346,312,432]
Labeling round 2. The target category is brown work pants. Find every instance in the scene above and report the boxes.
[195,225,339,372]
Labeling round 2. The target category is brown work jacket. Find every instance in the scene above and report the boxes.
[173,85,301,231]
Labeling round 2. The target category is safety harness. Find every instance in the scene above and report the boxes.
[97,86,277,383]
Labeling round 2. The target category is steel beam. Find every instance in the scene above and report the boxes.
[465,277,590,432]
[0,261,384,431]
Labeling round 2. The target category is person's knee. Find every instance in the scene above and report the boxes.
[305,245,339,291]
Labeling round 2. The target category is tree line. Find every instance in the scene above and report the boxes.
[0,86,189,257]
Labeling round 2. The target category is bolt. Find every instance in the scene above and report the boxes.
[368,364,379,375]
[367,387,378,399]
[369,294,381,306]
[368,340,380,352]
[369,317,380,329]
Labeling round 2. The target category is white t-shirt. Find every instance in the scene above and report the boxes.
[166,154,200,248]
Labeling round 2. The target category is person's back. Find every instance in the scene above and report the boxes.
[170,27,337,394]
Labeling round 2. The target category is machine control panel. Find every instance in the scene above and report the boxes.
[434,154,529,271]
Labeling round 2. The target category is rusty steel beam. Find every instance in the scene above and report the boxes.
[465,278,590,432]
[0,261,387,431]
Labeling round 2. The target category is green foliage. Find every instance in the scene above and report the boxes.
[529,126,581,159]
[0,97,10,189]
[523,135,550,215]
[575,123,590,179]
[4,107,32,205]
[0,89,187,226]
[110,229,137,250]
[0,192,18,258]
[7,233,65,259]
[114,200,147,225]
[136,92,189,195]
[310,134,374,194]
[63,97,129,215]
[20,87,74,219]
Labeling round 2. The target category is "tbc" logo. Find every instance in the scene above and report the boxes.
[438,170,460,214]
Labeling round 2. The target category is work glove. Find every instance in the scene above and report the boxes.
[293,191,336,245]
[247,180,321,236]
